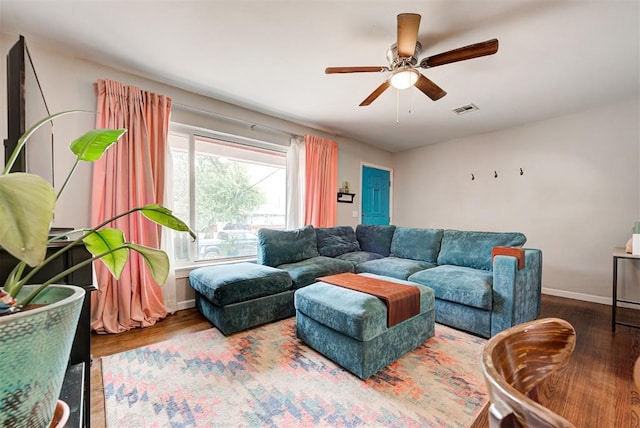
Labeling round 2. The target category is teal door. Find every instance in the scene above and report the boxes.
[361,166,390,225]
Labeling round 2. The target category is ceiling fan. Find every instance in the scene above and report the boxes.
[325,13,499,106]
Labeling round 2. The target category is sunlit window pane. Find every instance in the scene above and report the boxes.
[169,131,286,264]
[169,133,190,261]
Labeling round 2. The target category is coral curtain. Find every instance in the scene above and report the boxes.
[91,79,172,333]
[303,134,338,227]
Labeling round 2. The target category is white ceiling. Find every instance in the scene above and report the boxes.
[0,0,638,153]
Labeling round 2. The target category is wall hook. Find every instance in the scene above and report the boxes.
[520,168,524,176]
[471,173,475,181]
[494,171,498,178]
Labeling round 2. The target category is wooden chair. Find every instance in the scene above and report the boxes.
[481,318,577,428]
[634,356,640,391]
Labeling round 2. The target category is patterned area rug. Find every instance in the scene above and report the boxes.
[102,318,487,427]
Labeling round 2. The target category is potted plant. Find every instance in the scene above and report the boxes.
[0,111,194,427]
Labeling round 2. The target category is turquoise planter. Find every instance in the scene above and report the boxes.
[0,285,84,427]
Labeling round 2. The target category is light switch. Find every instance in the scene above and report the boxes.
[352,210,359,218]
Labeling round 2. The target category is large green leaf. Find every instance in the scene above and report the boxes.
[140,204,196,240]
[127,243,170,285]
[69,128,127,161]
[83,228,129,279]
[0,173,55,266]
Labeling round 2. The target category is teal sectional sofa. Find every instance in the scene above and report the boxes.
[257,224,542,338]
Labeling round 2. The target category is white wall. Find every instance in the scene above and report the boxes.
[0,35,393,229]
[392,99,640,302]
[0,34,393,308]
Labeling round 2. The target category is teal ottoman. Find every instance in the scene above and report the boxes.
[189,263,293,335]
[294,273,435,379]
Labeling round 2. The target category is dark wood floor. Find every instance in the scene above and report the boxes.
[471,295,640,428]
[90,295,640,427]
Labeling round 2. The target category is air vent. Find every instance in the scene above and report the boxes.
[452,103,479,115]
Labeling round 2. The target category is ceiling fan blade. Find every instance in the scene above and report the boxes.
[420,39,499,68]
[325,66,385,74]
[415,74,446,101]
[360,81,391,106]
[397,13,421,57]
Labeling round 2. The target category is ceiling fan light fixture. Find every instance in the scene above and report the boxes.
[389,67,419,89]
[325,14,498,106]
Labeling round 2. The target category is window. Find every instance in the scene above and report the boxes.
[169,126,286,264]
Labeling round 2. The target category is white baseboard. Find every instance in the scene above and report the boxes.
[542,287,611,305]
[177,299,195,311]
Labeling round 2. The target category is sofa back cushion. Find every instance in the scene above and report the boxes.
[355,224,396,257]
[390,227,444,263]
[257,225,319,267]
[316,226,361,257]
[437,229,527,270]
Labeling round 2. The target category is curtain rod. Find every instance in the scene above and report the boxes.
[172,102,303,140]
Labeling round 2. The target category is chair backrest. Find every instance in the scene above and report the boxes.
[634,356,640,391]
[481,318,577,428]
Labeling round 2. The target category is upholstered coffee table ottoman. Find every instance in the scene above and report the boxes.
[294,273,435,379]
[189,263,293,335]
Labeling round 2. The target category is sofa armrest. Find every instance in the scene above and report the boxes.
[491,249,542,336]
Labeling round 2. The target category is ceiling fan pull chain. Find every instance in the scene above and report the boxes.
[396,89,400,125]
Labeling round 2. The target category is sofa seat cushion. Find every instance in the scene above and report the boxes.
[355,257,436,280]
[278,256,354,289]
[356,224,396,257]
[189,263,292,306]
[257,225,319,267]
[437,230,527,271]
[408,265,494,310]
[316,226,360,257]
[294,273,434,341]
[390,227,444,263]
[335,251,384,265]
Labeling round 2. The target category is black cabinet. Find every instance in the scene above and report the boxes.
[59,362,85,428]
[0,241,94,428]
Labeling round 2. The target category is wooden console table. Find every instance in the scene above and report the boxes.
[612,247,640,332]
